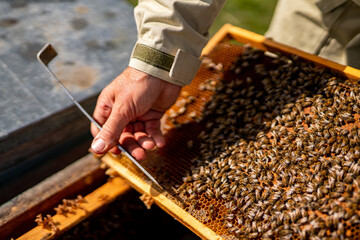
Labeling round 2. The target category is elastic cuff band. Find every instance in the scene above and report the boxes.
[130,43,201,86]
[132,43,174,72]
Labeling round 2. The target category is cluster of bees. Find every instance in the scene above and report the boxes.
[139,193,155,210]
[35,195,85,233]
[54,195,86,215]
[174,45,360,239]
[35,214,58,233]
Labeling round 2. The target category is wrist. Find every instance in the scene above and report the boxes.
[126,66,182,92]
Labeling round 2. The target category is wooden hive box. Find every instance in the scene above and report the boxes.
[102,24,360,240]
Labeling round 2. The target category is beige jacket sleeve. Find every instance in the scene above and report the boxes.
[266,0,360,69]
[129,0,226,86]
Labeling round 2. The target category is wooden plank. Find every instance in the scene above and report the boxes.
[0,154,106,240]
[0,133,93,205]
[225,25,360,80]
[99,26,360,240]
[227,24,267,50]
[202,23,233,56]
[0,95,97,173]
[17,177,131,240]
[262,38,360,80]
[12,25,359,240]
[101,154,223,240]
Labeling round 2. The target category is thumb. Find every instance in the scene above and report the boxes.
[91,103,130,154]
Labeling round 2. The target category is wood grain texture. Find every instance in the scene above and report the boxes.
[101,154,223,240]
[17,177,131,240]
[225,24,360,80]
[9,25,360,240]
[0,95,97,172]
[100,25,360,240]
[0,154,106,240]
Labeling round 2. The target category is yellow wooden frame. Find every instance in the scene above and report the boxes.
[18,177,131,240]
[102,24,360,240]
[17,24,360,240]
[203,24,360,80]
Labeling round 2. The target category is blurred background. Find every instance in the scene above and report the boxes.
[127,0,278,35]
[210,0,278,35]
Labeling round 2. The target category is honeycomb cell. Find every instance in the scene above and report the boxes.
[132,42,360,240]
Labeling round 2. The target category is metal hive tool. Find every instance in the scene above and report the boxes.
[101,25,360,240]
[37,44,163,190]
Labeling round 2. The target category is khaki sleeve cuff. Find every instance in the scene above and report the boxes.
[129,43,201,86]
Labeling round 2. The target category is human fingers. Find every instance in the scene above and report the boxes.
[91,101,130,154]
[145,119,165,148]
[91,88,114,137]
[109,123,134,155]
[133,122,156,150]
[120,131,147,161]
[137,111,165,148]
[109,145,122,155]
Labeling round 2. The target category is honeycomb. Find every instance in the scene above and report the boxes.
[113,41,360,239]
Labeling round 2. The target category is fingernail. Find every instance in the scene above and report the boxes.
[91,138,106,153]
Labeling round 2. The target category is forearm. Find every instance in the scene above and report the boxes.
[129,0,226,86]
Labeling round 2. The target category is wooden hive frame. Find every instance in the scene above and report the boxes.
[15,24,360,240]
[101,24,360,240]
[17,177,131,240]
[7,154,131,240]
[203,24,360,80]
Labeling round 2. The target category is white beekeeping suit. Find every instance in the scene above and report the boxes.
[129,0,226,86]
[130,0,360,88]
[266,0,360,69]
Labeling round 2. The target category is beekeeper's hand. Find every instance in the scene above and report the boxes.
[90,67,181,160]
